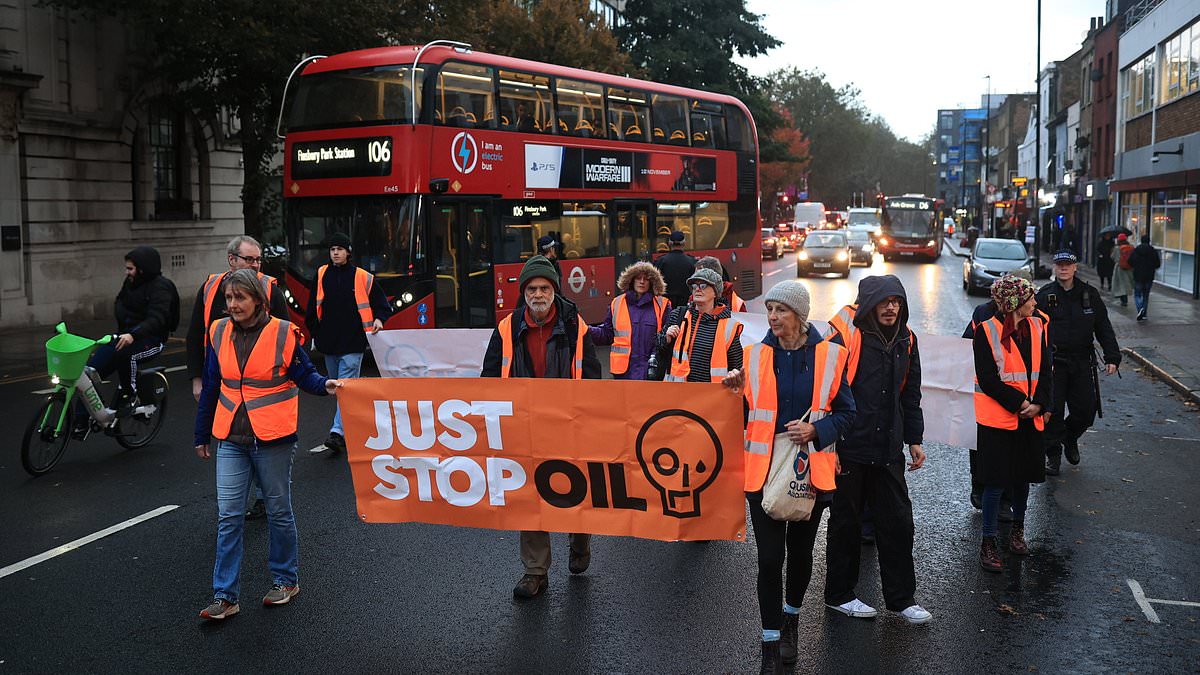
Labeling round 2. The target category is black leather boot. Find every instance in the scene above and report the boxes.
[779,613,799,664]
[760,640,783,675]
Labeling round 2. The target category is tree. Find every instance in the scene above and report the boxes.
[759,108,811,225]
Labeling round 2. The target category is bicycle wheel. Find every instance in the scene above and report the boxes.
[21,391,73,476]
[115,372,168,450]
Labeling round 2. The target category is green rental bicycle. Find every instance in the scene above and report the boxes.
[20,322,170,476]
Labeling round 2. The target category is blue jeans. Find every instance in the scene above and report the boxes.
[982,484,1030,537]
[213,440,299,603]
[324,353,363,436]
[1133,280,1153,315]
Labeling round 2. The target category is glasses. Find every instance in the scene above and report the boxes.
[232,254,263,265]
[689,282,713,291]
[880,298,903,308]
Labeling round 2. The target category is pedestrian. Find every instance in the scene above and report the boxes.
[1111,233,1135,306]
[1035,250,1120,474]
[654,230,697,310]
[1129,234,1161,321]
[659,268,744,383]
[305,232,393,454]
[78,246,178,431]
[1095,232,1116,290]
[480,255,601,599]
[973,274,1051,572]
[720,280,855,674]
[186,235,290,519]
[588,261,670,380]
[821,275,930,626]
[194,269,342,620]
[694,256,747,311]
[537,234,564,282]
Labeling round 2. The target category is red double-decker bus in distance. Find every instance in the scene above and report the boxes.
[278,41,762,329]
[877,194,944,263]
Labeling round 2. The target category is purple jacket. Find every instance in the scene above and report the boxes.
[589,290,671,380]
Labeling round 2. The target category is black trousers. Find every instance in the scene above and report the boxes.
[1045,355,1096,458]
[747,491,829,630]
[824,460,916,612]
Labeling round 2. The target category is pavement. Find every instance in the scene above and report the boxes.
[945,237,1200,405]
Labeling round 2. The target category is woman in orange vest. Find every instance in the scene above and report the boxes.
[973,274,1051,573]
[588,262,670,379]
[658,267,744,382]
[194,269,342,621]
[722,280,855,673]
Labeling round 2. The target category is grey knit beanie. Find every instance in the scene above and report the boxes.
[764,280,811,324]
[519,255,559,291]
[686,267,723,290]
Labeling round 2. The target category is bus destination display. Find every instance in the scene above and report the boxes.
[292,137,392,180]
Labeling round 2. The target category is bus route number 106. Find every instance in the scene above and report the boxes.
[368,139,391,164]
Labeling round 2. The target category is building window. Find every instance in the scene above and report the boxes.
[1159,19,1200,106]
[1121,51,1156,120]
[149,103,192,220]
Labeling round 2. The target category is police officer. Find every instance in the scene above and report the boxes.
[1035,250,1121,475]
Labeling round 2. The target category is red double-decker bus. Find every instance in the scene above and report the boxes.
[278,41,762,329]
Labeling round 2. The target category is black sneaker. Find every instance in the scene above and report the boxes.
[1045,459,1061,476]
[325,432,345,453]
[245,499,265,520]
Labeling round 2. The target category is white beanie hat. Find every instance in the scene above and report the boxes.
[763,280,811,324]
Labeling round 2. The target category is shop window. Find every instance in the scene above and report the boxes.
[499,70,554,134]
[556,78,606,138]
[607,87,650,142]
[436,62,496,129]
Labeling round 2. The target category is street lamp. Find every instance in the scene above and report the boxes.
[983,75,992,236]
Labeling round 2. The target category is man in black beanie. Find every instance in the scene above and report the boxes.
[481,255,601,599]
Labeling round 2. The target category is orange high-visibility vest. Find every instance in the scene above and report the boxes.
[728,290,747,312]
[209,317,301,442]
[497,312,587,379]
[315,265,375,333]
[201,271,278,344]
[743,339,848,492]
[824,303,913,386]
[609,294,668,375]
[665,311,743,383]
[974,314,1046,431]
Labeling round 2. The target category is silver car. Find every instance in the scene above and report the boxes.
[963,238,1032,296]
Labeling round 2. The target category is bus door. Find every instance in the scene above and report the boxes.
[613,200,653,271]
[430,198,495,328]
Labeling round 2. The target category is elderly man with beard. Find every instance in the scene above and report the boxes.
[822,274,930,625]
[481,255,601,599]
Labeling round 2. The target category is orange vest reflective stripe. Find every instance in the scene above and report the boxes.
[315,265,375,333]
[209,317,301,442]
[743,340,848,492]
[665,313,743,383]
[974,315,1046,431]
[497,312,587,379]
[609,294,667,375]
[201,271,277,345]
[729,290,746,312]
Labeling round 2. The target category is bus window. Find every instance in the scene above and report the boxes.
[724,104,755,152]
[555,78,606,139]
[286,66,424,132]
[693,202,731,249]
[499,70,554,134]
[436,62,495,129]
[655,203,694,251]
[498,201,563,263]
[352,196,424,277]
[607,87,650,143]
[651,94,688,146]
[561,202,609,258]
[689,100,725,149]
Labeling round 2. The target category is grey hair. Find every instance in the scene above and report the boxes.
[224,268,269,311]
[227,235,262,257]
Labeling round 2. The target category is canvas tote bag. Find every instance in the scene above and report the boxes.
[760,430,817,521]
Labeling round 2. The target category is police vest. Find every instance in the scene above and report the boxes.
[609,294,668,376]
[209,317,301,442]
[665,311,743,383]
[497,312,586,379]
[974,315,1046,431]
[743,340,848,492]
[201,271,278,344]
[316,265,375,333]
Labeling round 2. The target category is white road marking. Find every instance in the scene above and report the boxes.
[31,388,55,395]
[1161,436,1200,442]
[0,505,179,580]
[765,268,784,277]
[164,365,187,373]
[1127,578,1200,623]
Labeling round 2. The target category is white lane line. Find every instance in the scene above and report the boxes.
[165,365,187,373]
[31,387,55,395]
[1161,436,1200,442]
[1128,580,1160,623]
[765,268,784,277]
[0,505,179,580]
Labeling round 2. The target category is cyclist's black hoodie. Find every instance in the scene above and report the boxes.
[116,246,174,343]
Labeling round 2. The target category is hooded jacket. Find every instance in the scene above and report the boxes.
[1129,241,1161,284]
[837,275,923,464]
[115,246,175,343]
[589,288,671,380]
[481,294,601,379]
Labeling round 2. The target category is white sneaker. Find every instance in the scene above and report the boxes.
[826,598,878,618]
[899,604,932,624]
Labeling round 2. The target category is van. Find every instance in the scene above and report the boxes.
[793,202,825,231]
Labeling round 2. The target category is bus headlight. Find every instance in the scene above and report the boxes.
[402,292,414,304]
[878,237,889,247]
[926,239,937,248]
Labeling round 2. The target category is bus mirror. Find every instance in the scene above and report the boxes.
[430,178,450,194]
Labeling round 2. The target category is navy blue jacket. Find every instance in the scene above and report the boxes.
[759,324,856,452]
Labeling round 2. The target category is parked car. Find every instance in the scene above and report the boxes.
[761,227,784,260]
[846,229,874,266]
[797,231,851,278]
[963,237,1033,295]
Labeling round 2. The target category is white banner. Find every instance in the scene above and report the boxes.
[368,324,977,449]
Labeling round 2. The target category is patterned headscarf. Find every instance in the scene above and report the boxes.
[990,274,1036,314]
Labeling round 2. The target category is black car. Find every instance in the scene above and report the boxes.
[846,230,874,266]
[797,231,851,278]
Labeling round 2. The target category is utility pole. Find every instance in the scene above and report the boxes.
[1033,0,1043,273]
[984,74,992,236]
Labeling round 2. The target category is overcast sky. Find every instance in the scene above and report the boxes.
[737,0,1108,142]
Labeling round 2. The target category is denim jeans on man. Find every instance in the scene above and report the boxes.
[1133,280,1153,316]
[324,353,363,436]
[213,439,299,602]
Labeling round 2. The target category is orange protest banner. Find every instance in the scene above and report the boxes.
[340,378,747,542]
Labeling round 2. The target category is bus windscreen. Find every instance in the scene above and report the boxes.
[286,66,424,132]
[882,200,936,237]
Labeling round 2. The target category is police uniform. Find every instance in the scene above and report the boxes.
[1034,251,1121,472]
